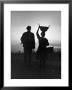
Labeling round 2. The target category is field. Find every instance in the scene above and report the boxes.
[11,50,61,79]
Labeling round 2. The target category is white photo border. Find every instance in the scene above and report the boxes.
[4,4,69,87]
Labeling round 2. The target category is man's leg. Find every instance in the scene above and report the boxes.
[24,49,27,64]
[28,50,32,64]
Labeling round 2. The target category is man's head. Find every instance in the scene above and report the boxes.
[26,26,31,31]
[41,32,45,38]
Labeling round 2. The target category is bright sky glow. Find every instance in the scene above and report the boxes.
[11,11,61,52]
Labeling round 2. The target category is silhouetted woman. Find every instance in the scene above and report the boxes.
[36,25,49,67]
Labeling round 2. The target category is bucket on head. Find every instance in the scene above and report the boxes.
[39,25,50,32]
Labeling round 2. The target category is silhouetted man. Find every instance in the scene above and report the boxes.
[21,26,35,64]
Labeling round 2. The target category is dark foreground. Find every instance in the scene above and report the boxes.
[11,51,61,79]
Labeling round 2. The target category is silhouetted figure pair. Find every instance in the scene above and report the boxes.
[21,26,35,64]
[21,25,49,66]
[36,25,49,67]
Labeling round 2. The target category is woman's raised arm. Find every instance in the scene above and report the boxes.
[36,25,40,39]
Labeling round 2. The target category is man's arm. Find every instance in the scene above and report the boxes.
[20,35,23,44]
[20,33,25,44]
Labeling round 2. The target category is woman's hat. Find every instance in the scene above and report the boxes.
[39,25,50,32]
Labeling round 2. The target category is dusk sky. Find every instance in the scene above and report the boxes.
[11,11,61,53]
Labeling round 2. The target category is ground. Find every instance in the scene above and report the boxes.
[11,51,61,79]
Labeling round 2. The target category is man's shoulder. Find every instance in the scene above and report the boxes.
[22,32,27,35]
[22,32,34,36]
[30,32,34,36]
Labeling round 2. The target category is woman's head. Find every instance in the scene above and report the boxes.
[41,32,45,37]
